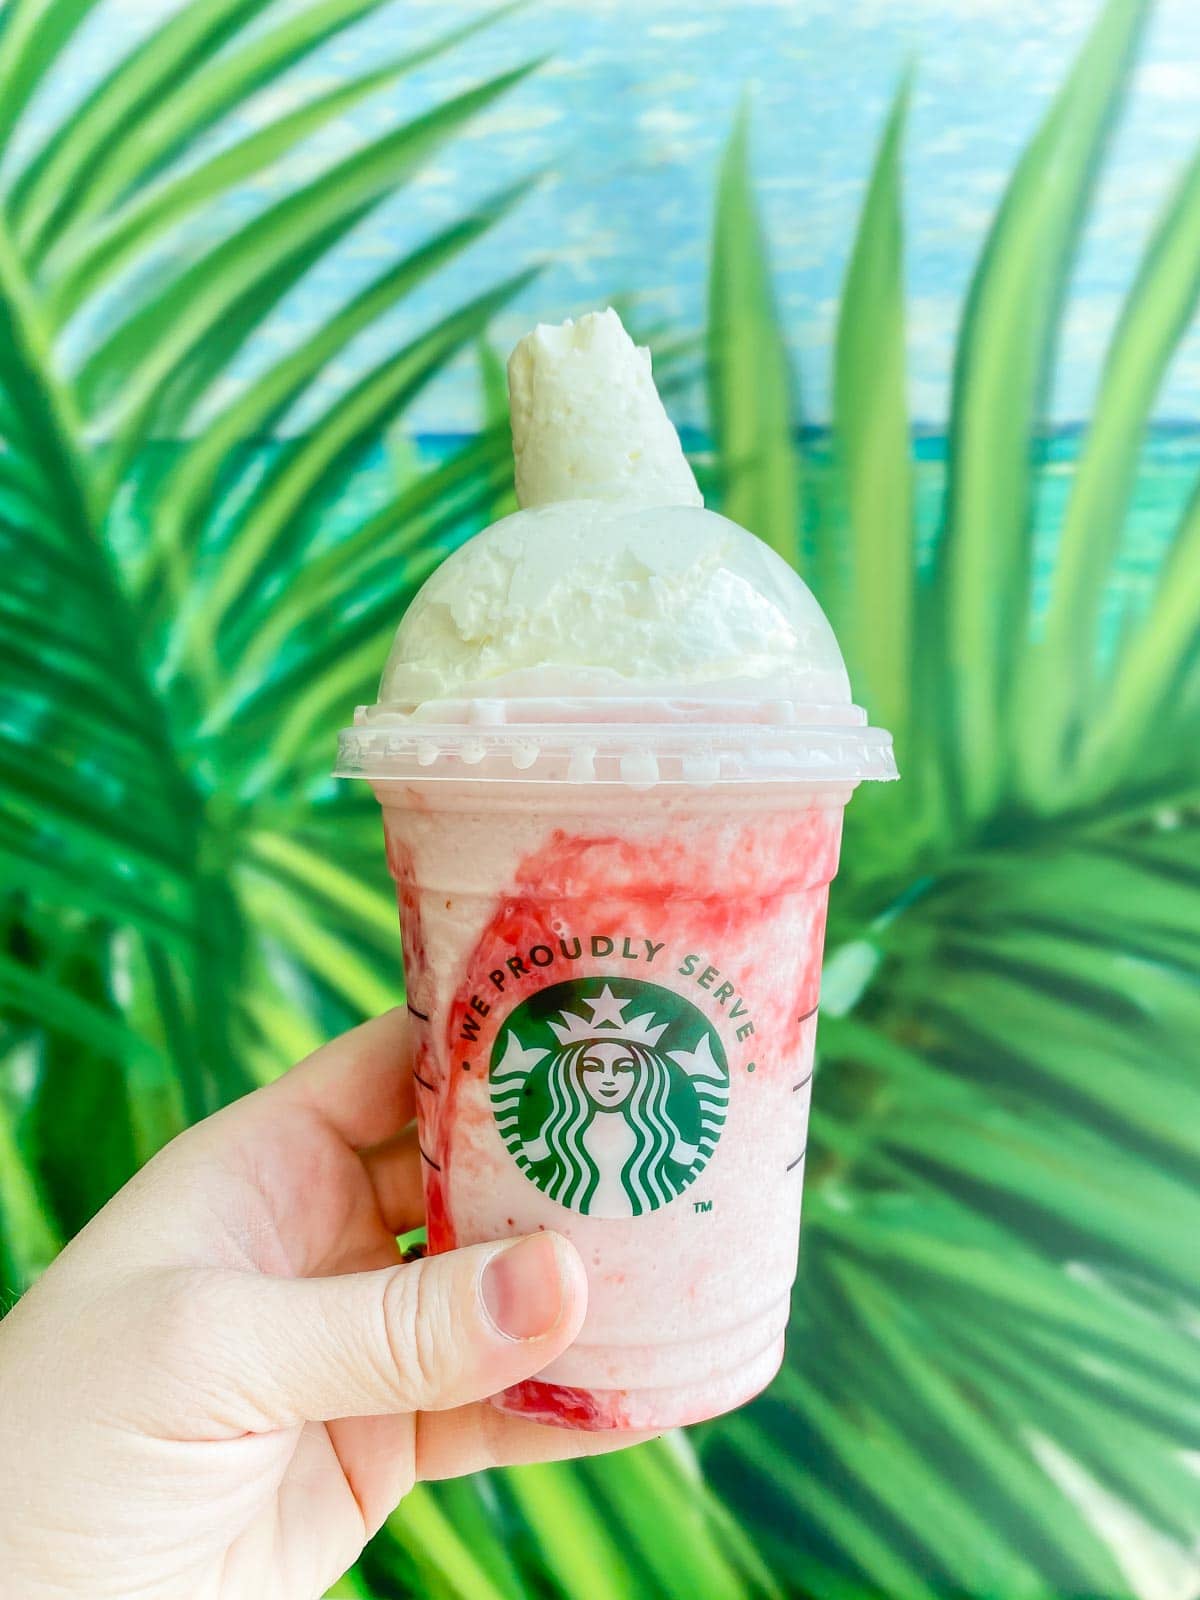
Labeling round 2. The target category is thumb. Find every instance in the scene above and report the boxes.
[174,1233,587,1433]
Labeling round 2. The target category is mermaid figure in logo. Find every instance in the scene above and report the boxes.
[491,984,728,1217]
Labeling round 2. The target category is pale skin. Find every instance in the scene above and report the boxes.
[0,1010,651,1600]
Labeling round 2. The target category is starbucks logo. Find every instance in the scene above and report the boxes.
[490,977,729,1217]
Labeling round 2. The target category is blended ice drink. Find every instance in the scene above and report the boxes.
[337,310,896,1430]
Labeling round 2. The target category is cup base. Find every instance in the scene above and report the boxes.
[490,1333,786,1432]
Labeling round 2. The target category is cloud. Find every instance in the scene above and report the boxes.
[1136,60,1200,101]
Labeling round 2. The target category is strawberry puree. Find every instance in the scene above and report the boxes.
[500,1378,628,1430]
[380,782,847,1430]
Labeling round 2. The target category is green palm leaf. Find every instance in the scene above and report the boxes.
[0,4,765,1594]
[1076,476,1200,795]
[1021,136,1200,806]
[0,1053,61,1288]
[0,0,108,153]
[708,97,801,565]
[40,0,400,248]
[833,75,913,752]
[76,63,539,435]
[139,182,534,626]
[701,8,1200,1596]
[376,1442,777,1600]
[11,0,275,258]
[49,54,427,322]
[212,428,512,766]
[932,0,1147,830]
[192,268,538,675]
[5,1,1199,1596]
[0,0,528,1413]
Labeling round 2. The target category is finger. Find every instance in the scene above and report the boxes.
[176,1232,587,1434]
[266,1009,416,1146]
[325,1412,416,1538]
[415,1402,660,1480]
[360,1123,425,1236]
[324,1400,659,1540]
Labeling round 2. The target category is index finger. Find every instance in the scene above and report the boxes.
[268,1007,417,1147]
[415,1403,660,1481]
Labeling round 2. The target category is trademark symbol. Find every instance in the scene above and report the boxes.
[693,1199,713,1214]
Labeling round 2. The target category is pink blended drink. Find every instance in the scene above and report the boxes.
[337,311,895,1430]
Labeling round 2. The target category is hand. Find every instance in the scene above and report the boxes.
[0,1011,641,1599]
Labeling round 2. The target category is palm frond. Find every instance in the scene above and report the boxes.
[1021,135,1200,808]
[701,6,1199,1594]
[11,0,279,258]
[833,75,913,752]
[40,0,404,250]
[0,0,542,1226]
[707,97,801,566]
[0,0,109,155]
[76,63,539,442]
[932,0,1148,831]
[141,182,533,623]
[192,268,538,676]
[0,1048,62,1288]
[1075,477,1200,799]
[4,1,1199,1596]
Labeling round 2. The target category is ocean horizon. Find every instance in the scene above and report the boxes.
[26,0,1200,435]
[125,425,1185,652]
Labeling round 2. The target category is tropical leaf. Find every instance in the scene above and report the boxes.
[375,1441,779,1600]
[75,62,540,436]
[932,0,1148,830]
[5,0,1200,1597]
[0,3,767,1594]
[1074,472,1200,800]
[140,182,533,624]
[0,0,496,1384]
[206,429,513,779]
[48,56,423,322]
[11,0,278,258]
[40,0,401,250]
[0,0,110,155]
[708,97,801,565]
[476,334,520,524]
[833,75,913,753]
[1021,135,1200,806]
[190,268,538,673]
[0,1043,62,1289]
[699,8,1200,1597]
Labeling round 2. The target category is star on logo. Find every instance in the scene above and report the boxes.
[581,984,632,1030]
[548,983,670,1047]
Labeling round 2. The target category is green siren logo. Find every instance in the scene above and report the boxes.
[490,976,729,1217]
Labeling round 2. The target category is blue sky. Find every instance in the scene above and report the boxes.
[20,0,1200,431]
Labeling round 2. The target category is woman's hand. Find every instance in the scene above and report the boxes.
[0,1011,641,1599]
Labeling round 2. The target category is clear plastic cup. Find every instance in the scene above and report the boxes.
[337,695,895,1430]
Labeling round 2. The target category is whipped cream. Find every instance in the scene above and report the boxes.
[508,308,702,510]
[378,308,850,710]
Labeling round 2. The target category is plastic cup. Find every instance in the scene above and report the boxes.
[337,695,895,1430]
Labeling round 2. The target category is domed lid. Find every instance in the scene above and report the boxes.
[336,311,897,790]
